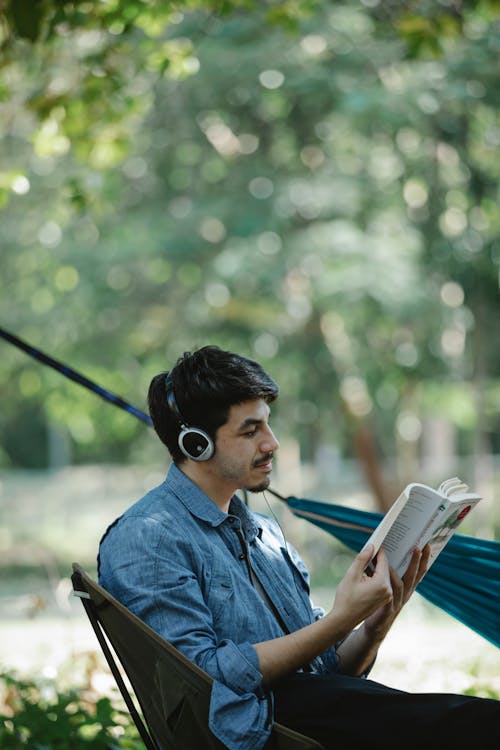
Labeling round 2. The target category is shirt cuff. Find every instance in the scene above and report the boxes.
[215,640,263,695]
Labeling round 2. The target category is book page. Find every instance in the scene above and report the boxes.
[439,477,469,496]
[380,485,443,575]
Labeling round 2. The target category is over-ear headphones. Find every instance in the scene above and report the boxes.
[164,373,215,462]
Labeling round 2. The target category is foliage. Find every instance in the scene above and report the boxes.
[2,0,499,49]
[0,0,499,486]
[370,0,500,56]
[0,656,497,750]
[0,0,498,210]
[0,670,142,750]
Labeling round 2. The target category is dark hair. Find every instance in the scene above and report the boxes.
[148,345,279,463]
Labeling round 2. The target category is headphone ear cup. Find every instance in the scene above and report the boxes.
[178,427,214,462]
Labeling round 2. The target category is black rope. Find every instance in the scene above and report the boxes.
[0,326,152,426]
[265,486,288,503]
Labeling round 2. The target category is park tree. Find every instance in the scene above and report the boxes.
[0,0,499,520]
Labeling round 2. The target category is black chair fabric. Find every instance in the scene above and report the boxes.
[71,563,324,750]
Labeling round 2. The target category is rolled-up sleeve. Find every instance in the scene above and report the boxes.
[215,639,263,695]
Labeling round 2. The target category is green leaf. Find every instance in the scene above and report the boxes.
[9,0,45,42]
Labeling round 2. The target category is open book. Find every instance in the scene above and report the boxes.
[365,477,481,577]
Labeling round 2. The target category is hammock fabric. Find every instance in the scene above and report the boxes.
[1,326,499,648]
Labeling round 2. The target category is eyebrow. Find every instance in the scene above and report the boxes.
[237,417,264,432]
[237,408,271,432]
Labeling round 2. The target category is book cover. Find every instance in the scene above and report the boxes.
[365,477,481,577]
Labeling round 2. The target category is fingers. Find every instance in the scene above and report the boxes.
[355,544,375,575]
[359,543,375,562]
[416,544,431,583]
[349,545,392,600]
[398,545,430,603]
[388,564,403,592]
[363,544,431,627]
[371,547,390,578]
[357,545,391,582]
[402,547,422,583]
[381,549,419,612]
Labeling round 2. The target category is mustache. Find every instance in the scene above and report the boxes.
[253,452,274,468]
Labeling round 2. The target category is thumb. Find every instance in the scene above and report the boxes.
[354,543,374,571]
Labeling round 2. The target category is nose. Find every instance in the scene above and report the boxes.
[260,425,280,454]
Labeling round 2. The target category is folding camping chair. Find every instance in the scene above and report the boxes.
[71,563,324,750]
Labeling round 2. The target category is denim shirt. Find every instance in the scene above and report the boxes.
[98,465,340,750]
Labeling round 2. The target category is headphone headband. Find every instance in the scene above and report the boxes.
[165,373,185,426]
[164,373,214,462]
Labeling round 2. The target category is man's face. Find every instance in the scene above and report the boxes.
[212,399,280,493]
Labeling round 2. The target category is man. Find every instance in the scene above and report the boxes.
[98,346,499,750]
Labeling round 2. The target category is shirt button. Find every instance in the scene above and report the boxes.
[238,553,246,560]
[228,517,234,524]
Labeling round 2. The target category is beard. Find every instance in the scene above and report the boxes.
[247,475,272,493]
[216,451,274,493]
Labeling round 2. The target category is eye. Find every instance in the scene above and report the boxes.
[243,429,257,438]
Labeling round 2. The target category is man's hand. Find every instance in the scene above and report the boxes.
[363,544,430,641]
[332,544,430,677]
[328,544,394,633]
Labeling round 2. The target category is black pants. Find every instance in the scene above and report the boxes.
[273,673,500,749]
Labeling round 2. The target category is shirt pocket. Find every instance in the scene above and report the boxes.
[205,557,235,622]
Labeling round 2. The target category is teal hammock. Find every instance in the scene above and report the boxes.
[280,494,500,649]
[1,326,499,648]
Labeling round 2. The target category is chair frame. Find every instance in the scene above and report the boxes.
[71,563,324,750]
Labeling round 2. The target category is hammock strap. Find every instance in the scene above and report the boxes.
[0,326,152,425]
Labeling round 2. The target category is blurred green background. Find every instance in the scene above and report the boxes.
[1,0,499,742]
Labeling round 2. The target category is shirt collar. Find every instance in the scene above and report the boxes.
[165,463,261,541]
